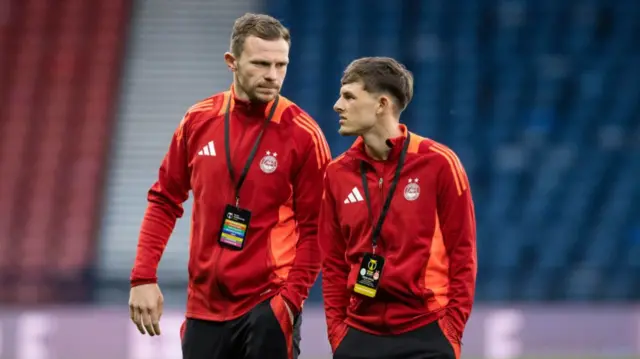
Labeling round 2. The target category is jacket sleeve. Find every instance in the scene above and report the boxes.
[436,148,477,338]
[279,122,331,315]
[318,170,350,352]
[130,115,191,286]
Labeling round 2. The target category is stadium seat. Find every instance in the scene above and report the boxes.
[261,0,640,302]
[0,0,131,304]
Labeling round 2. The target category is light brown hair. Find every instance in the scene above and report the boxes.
[230,13,291,57]
[341,57,414,111]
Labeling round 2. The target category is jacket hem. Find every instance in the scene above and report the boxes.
[345,311,440,336]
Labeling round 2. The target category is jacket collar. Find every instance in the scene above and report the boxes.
[345,124,410,164]
[228,83,278,117]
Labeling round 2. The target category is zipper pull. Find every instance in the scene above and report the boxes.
[378,178,383,188]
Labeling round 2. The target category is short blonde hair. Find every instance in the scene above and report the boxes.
[230,13,291,57]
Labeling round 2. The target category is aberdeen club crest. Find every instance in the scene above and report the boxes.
[404,178,420,201]
[259,151,278,174]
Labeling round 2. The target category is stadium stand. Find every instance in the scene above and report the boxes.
[1,0,638,306]
[0,0,132,304]
[97,0,256,304]
[264,0,640,302]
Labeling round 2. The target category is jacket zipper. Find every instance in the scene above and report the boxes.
[377,167,389,332]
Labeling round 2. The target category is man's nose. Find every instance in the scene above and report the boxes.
[333,100,343,113]
[264,66,277,81]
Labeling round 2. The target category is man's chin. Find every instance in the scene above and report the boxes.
[338,126,359,136]
[254,95,275,103]
[251,90,278,103]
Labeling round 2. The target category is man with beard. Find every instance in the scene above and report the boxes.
[128,13,331,359]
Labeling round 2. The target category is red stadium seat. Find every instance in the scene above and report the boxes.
[0,0,132,304]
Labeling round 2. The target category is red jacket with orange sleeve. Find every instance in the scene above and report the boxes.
[319,125,477,353]
[130,85,331,321]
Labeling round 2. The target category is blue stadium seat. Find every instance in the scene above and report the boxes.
[266,0,640,302]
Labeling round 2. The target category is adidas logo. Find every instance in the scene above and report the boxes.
[198,141,216,156]
[344,187,364,204]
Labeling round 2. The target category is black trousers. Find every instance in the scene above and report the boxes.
[333,320,458,359]
[181,297,301,359]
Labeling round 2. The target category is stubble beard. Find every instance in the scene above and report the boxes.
[235,71,277,103]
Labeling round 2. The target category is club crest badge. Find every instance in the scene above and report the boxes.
[259,151,278,174]
[404,178,420,201]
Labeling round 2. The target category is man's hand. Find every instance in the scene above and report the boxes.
[129,283,164,336]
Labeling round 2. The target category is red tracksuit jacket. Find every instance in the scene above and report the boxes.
[130,85,331,321]
[319,125,477,352]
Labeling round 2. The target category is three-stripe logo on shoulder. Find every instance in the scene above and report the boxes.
[198,141,216,156]
[344,187,364,204]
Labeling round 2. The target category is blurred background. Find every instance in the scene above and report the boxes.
[0,0,639,358]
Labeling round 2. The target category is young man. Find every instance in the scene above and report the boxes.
[319,57,477,359]
[128,13,331,359]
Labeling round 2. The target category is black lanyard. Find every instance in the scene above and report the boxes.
[224,95,280,207]
[360,132,411,253]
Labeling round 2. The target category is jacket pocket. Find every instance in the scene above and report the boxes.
[437,315,461,344]
[269,294,293,335]
[437,316,461,359]
[330,324,350,354]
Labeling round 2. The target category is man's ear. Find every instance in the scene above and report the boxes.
[377,95,392,115]
[224,52,237,72]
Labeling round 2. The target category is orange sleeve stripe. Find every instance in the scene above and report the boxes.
[432,143,469,190]
[432,144,467,194]
[328,153,345,167]
[297,113,331,164]
[429,145,464,196]
[293,114,331,167]
[436,143,469,191]
[407,132,425,153]
[188,98,214,113]
[292,116,322,168]
[177,98,215,141]
[267,96,293,123]
[217,91,232,116]
[175,122,185,142]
